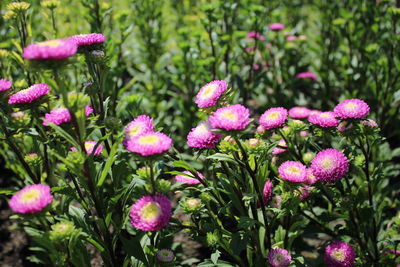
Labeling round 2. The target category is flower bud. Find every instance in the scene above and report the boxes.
[49,221,76,241]
[206,232,219,247]
[302,152,315,163]
[7,2,30,13]
[181,198,203,213]
[42,0,60,9]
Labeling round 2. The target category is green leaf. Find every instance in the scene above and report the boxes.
[211,250,221,265]
[121,235,149,267]
[97,140,120,186]
[207,153,238,165]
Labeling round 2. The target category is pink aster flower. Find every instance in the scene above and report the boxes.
[299,185,311,201]
[195,80,228,108]
[269,23,285,31]
[124,115,154,145]
[69,33,106,47]
[9,184,53,214]
[288,107,310,119]
[175,171,204,185]
[304,168,317,185]
[247,31,265,41]
[259,107,288,130]
[308,111,339,127]
[263,180,273,205]
[156,249,175,263]
[43,108,71,126]
[71,141,103,156]
[268,248,291,267]
[8,83,50,105]
[361,119,378,129]
[22,39,77,60]
[286,35,298,41]
[126,132,172,156]
[311,148,349,182]
[272,139,287,155]
[0,78,12,92]
[296,72,317,81]
[187,121,222,149]
[324,241,355,267]
[130,194,172,232]
[85,105,94,116]
[278,161,307,183]
[209,104,250,131]
[334,98,370,119]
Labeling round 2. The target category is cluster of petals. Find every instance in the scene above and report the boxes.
[259,107,288,130]
[267,248,292,267]
[286,35,298,41]
[175,171,204,185]
[308,111,339,127]
[195,80,228,108]
[9,184,53,214]
[126,132,172,157]
[304,168,317,185]
[124,115,154,143]
[288,106,310,119]
[333,98,370,119]
[209,104,250,131]
[0,78,12,92]
[43,108,71,126]
[130,194,172,232]
[85,105,94,116]
[247,31,265,41]
[71,141,103,156]
[22,39,77,60]
[69,33,106,47]
[272,139,287,155]
[269,23,285,31]
[311,148,349,182]
[263,180,273,205]
[187,121,221,149]
[324,241,355,267]
[278,161,307,183]
[296,72,317,81]
[8,83,49,105]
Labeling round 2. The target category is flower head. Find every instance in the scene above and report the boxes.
[22,39,77,60]
[175,171,204,185]
[71,141,103,156]
[85,105,94,116]
[272,139,287,155]
[209,104,250,131]
[269,23,285,31]
[304,168,317,185]
[334,99,370,119]
[259,107,288,130]
[195,80,228,108]
[49,221,76,241]
[130,194,172,232]
[8,83,49,105]
[324,241,355,267]
[126,132,172,156]
[286,35,298,41]
[124,115,154,143]
[311,149,349,182]
[361,119,378,129]
[69,33,106,47]
[187,121,222,149]
[9,184,53,214]
[7,2,30,12]
[288,107,310,119]
[268,248,292,267]
[247,31,265,41]
[278,161,307,183]
[296,72,317,81]
[43,108,71,126]
[263,180,273,205]
[0,78,12,92]
[156,249,175,263]
[308,111,339,127]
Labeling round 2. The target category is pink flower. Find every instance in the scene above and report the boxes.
[278,161,307,183]
[124,115,154,145]
[333,99,370,119]
[0,78,12,92]
[286,35,297,41]
[308,111,339,127]
[71,141,103,156]
[9,184,53,214]
[43,108,71,126]
[272,139,287,155]
[187,121,222,149]
[69,33,106,47]
[263,180,273,205]
[299,186,311,201]
[175,171,204,185]
[311,149,349,182]
[296,72,317,81]
[8,83,50,105]
[22,39,77,60]
[288,107,310,119]
[304,168,317,185]
[269,23,285,31]
[130,194,172,232]
[85,105,94,116]
[126,132,172,156]
[259,107,288,130]
[268,248,291,267]
[247,31,265,41]
[324,241,355,267]
[209,104,250,131]
[195,80,228,108]
[253,64,261,70]
[361,119,378,129]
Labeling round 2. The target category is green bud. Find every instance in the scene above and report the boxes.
[354,155,365,166]
[181,198,203,213]
[206,232,219,247]
[49,221,76,241]
[42,0,60,9]
[136,166,151,179]
[156,179,171,194]
[302,152,315,163]
[105,117,122,131]
[7,2,30,13]
[24,153,42,167]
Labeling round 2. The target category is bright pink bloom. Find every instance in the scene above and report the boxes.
[9,184,53,214]
[304,168,317,185]
[278,161,307,183]
[247,31,265,41]
[43,108,71,126]
[311,149,349,182]
[130,194,172,232]
[71,141,103,156]
[272,139,287,155]
[263,180,273,205]
[259,107,288,130]
[124,115,154,145]
[308,111,339,127]
[175,171,204,185]
[8,83,49,105]
[69,33,106,47]
[85,105,94,116]
[296,72,317,81]
[126,132,172,156]
[22,39,77,60]
[288,107,310,119]
[0,78,12,92]
[334,98,370,119]
[268,248,291,267]
[209,104,250,131]
[195,80,228,108]
[324,241,355,267]
[269,23,285,31]
[187,121,221,149]
[286,35,297,41]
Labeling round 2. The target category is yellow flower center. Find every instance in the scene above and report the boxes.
[138,134,159,145]
[221,110,237,121]
[141,202,161,220]
[37,40,62,47]
[129,125,142,137]
[321,158,333,169]
[20,189,40,204]
[320,113,330,118]
[344,102,357,111]
[287,166,300,174]
[194,124,208,134]
[267,111,279,119]
[85,142,94,151]
[201,84,218,99]
[332,249,345,261]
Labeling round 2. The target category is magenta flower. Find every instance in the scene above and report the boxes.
[9,184,53,214]
[324,241,355,267]
[278,161,307,183]
[267,248,291,267]
[272,139,287,155]
[259,107,288,130]
[130,194,172,232]
[187,121,222,149]
[247,31,265,41]
[126,132,172,156]
[288,107,310,119]
[195,80,228,108]
[69,33,106,47]
[286,35,298,41]
[269,23,285,31]
[296,72,317,81]
[85,105,94,116]
[334,98,370,119]
[263,180,273,205]
[8,83,50,105]
[43,108,71,126]
[311,148,349,182]
[209,104,250,131]
[175,171,204,185]
[304,168,317,185]
[0,78,12,92]
[71,141,103,156]
[124,115,154,145]
[22,39,77,60]
[308,111,339,127]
